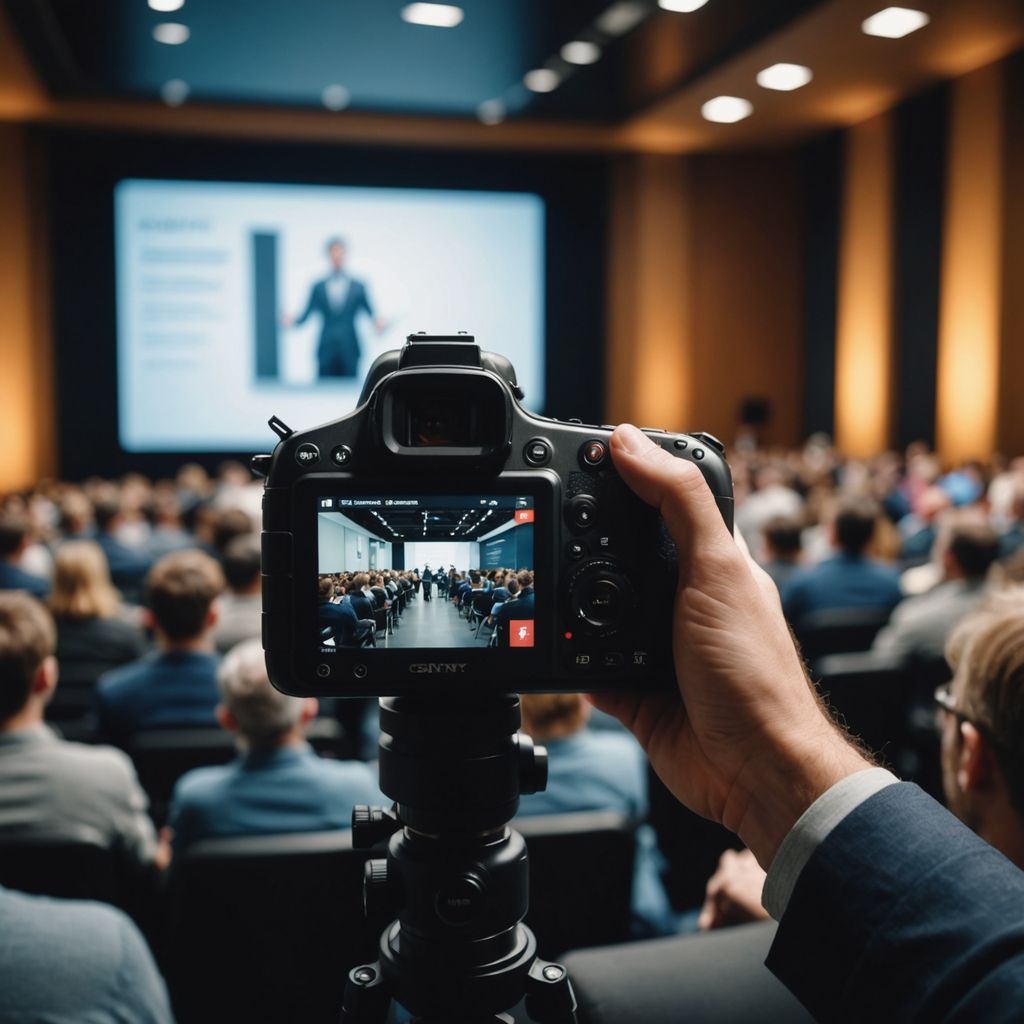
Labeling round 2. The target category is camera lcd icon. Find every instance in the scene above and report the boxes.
[509,620,534,648]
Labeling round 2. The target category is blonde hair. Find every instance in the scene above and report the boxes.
[50,541,120,620]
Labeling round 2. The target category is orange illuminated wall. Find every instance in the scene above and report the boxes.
[834,114,893,458]
[937,64,1005,464]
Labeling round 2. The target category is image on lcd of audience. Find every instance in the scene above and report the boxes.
[316,496,536,650]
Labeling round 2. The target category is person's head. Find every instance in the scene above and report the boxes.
[940,589,1024,863]
[469,571,481,587]
[830,495,880,556]
[943,520,1000,582]
[144,550,224,644]
[92,497,124,536]
[223,535,261,596]
[520,693,589,742]
[0,513,31,563]
[216,638,316,750]
[212,508,255,557]
[318,577,336,603]
[517,570,534,590]
[0,593,57,729]
[507,578,520,597]
[50,541,120,620]
[354,572,370,592]
[762,517,803,563]
[326,236,347,271]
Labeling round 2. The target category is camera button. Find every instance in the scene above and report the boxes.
[524,438,552,466]
[673,439,689,451]
[567,495,598,531]
[692,447,706,461]
[295,443,320,467]
[567,541,586,560]
[602,652,625,669]
[570,652,594,671]
[581,440,606,467]
[316,664,331,678]
[353,664,368,679]
[331,444,353,467]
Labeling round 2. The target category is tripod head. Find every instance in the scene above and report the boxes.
[343,694,578,1024]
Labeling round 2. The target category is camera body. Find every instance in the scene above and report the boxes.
[258,334,733,697]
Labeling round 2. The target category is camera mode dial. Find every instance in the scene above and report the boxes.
[567,558,635,636]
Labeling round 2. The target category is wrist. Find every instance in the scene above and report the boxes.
[732,720,872,869]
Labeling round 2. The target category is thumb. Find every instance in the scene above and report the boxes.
[609,424,733,564]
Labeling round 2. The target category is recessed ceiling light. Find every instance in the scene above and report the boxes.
[152,22,189,45]
[756,63,813,91]
[596,2,647,38]
[160,79,189,106]
[477,99,506,125]
[148,0,185,11]
[321,84,350,111]
[861,7,929,39]
[561,40,602,65]
[701,96,753,124]
[524,68,560,93]
[658,0,710,12]
[400,3,464,28]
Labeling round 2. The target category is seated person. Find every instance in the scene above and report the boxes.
[370,574,390,610]
[0,594,161,871]
[317,577,373,647]
[95,550,225,745]
[213,535,262,654]
[0,513,49,600]
[781,494,902,628]
[759,516,804,592]
[495,570,535,646]
[517,693,675,937]
[700,586,1024,930]
[50,540,148,690]
[92,497,153,600]
[349,572,376,622]
[168,639,383,853]
[872,516,999,663]
[0,884,173,1024]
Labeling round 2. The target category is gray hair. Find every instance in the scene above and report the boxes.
[217,638,304,744]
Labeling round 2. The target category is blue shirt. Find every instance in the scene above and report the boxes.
[0,562,49,600]
[96,650,220,744]
[518,730,675,937]
[781,553,902,626]
[168,744,384,853]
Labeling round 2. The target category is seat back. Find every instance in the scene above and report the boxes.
[796,606,893,663]
[515,811,636,959]
[814,650,910,761]
[0,839,120,903]
[165,830,374,1024]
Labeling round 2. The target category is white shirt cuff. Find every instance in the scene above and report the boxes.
[762,767,899,920]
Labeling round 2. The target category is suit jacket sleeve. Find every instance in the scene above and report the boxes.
[766,783,1024,1022]
[294,281,321,326]
[356,280,373,318]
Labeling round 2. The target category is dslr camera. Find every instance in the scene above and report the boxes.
[258,333,733,697]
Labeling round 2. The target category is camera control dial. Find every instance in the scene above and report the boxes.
[567,558,635,635]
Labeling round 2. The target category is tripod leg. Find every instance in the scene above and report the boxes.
[523,960,579,1024]
[340,962,392,1024]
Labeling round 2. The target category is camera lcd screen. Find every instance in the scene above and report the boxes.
[316,495,535,651]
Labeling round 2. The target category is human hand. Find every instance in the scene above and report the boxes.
[698,848,770,930]
[281,312,295,329]
[591,425,869,868]
[155,826,173,872]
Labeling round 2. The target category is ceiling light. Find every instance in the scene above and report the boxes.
[596,2,647,37]
[861,7,929,39]
[160,79,189,106]
[477,99,506,125]
[658,0,710,12]
[321,84,350,111]
[148,0,185,10]
[401,3,464,28]
[524,68,560,93]
[152,22,189,45]
[701,95,753,123]
[756,63,813,91]
[561,40,601,65]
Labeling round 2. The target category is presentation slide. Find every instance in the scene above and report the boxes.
[114,179,545,452]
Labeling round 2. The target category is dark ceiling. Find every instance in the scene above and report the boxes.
[5,0,824,122]
[335,506,515,542]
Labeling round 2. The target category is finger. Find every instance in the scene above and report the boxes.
[609,425,735,563]
[697,899,715,931]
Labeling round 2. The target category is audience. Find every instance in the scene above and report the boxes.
[92,496,152,598]
[781,494,902,627]
[0,513,50,599]
[95,549,225,745]
[168,639,382,853]
[50,540,148,689]
[213,534,262,654]
[760,516,804,591]
[0,593,161,871]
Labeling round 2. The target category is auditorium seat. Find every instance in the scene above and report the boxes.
[795,606,893,664]
[0,839,120,904]
[515,810,636,959]
[164,829,375,1024]
[814,650,911,767]
[562,921,813,1023]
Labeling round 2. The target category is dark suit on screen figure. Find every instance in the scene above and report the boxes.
[285,237,386,379]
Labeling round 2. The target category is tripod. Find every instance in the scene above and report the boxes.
[340,694,579,1024]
